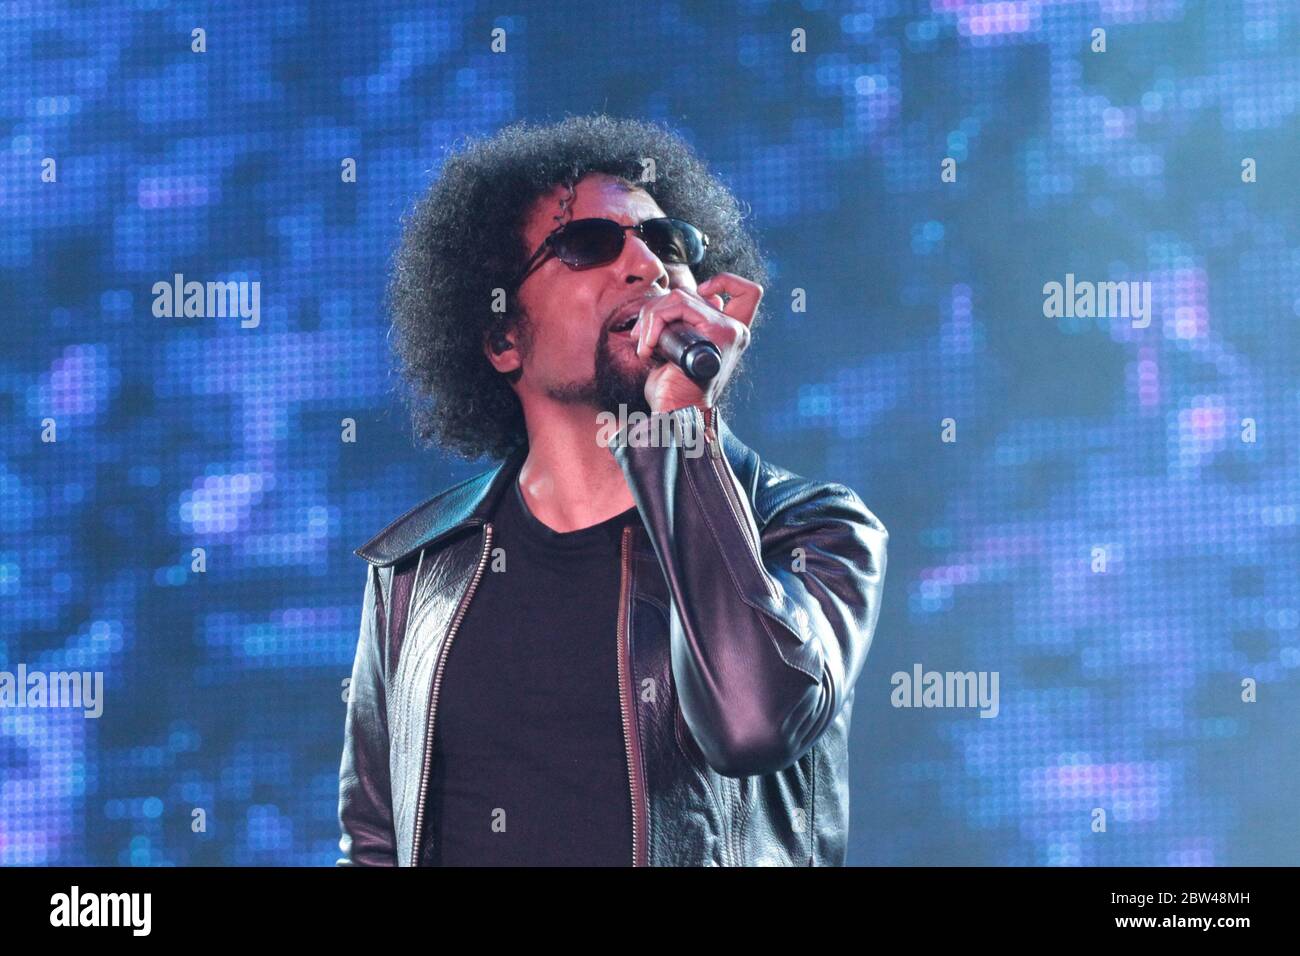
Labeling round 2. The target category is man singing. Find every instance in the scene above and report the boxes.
[337,115,888,866]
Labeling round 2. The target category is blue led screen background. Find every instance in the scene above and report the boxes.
[2,0,1297,865]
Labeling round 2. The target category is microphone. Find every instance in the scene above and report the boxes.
[655,323,722,385]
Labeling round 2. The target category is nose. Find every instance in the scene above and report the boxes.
[615,231,670,288]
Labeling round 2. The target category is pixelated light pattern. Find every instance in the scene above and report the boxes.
[1,0,1296,865]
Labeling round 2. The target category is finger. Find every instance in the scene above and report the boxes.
[634,298,671,357]
[676,283,725,313]
[680,283,727,317]
[641,291,750,362]
[697,273,762,327]
[644,360,708,409]
[638,291,716,348]
[636,299,683,357]
[636,307,664,359]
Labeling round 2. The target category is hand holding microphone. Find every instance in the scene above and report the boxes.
[634,274,764,414]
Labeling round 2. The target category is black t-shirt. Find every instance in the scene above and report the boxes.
[424,476,640,866]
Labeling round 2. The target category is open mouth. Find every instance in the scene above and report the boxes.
[608,293,668,337]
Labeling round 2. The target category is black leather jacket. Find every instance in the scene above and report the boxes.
[337,405,888,866]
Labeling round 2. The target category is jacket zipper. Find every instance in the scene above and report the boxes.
[409,522,494,866]
[616,525,648,866]
[701,407,778,601]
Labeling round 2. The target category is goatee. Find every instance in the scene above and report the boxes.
[546,329,653,419]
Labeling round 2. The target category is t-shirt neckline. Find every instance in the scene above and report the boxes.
[508,476,638,550]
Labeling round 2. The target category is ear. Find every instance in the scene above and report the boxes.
[483,330,521,375]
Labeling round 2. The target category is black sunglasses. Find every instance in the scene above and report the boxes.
[511,217,709,289]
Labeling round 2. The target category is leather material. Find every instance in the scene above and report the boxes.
[337,407,887,866]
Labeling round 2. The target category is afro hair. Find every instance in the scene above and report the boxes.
[387,113,770,462]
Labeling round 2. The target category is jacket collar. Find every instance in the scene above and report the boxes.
[354,410,755,567]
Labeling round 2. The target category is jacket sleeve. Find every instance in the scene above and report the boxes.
[337,564,399,865]
[610,405,888,778]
